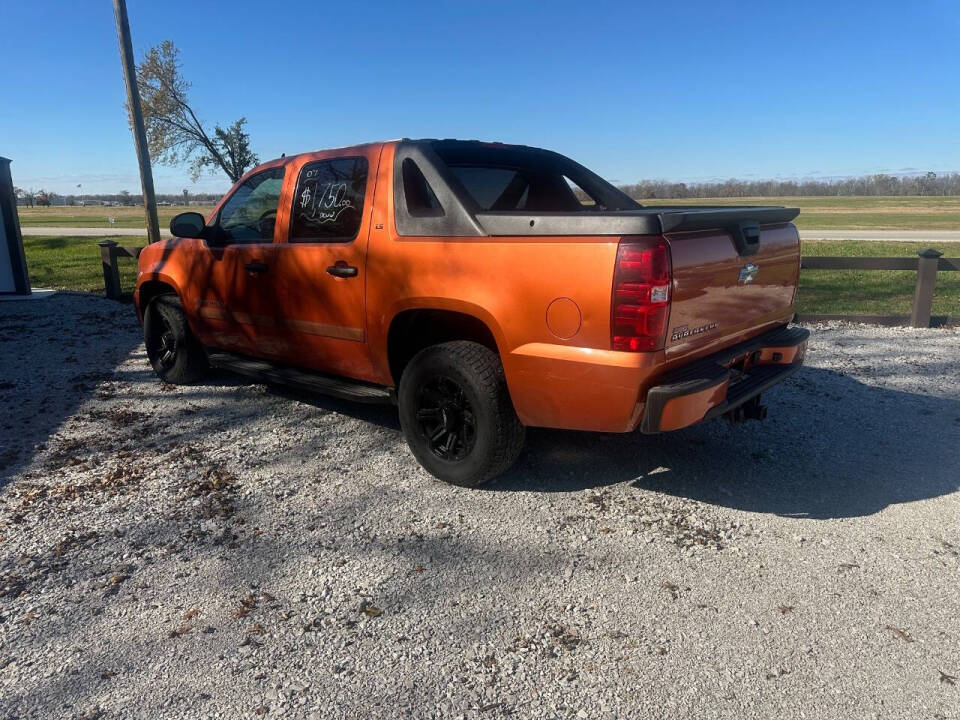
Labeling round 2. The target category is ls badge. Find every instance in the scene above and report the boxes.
[738,263,759,285]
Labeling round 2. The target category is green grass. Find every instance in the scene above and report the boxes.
[23,235,142,294]
[19,235,960,318]
[797,240,960,316]
[17,205,215,229]
[647,196,960,230]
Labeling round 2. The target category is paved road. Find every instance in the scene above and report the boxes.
[19,226,960,243]
[798,229,960,243]
[21,226,150,237]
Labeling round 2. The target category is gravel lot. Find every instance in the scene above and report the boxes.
[1,294,958,720]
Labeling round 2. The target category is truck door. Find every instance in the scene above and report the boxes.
[269,147,380,379]
[194,166,286,356]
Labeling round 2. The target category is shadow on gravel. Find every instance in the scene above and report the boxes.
[0,295,143,489]
[223,363,959,521]
[490,367,960,520]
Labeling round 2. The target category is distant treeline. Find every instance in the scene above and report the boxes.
[618,171,960,199]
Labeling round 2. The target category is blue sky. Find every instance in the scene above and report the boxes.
[2,0,959,194]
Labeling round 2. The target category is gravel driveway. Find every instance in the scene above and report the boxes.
[1,294,958,720]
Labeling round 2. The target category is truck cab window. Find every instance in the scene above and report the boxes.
[291,157,368,243]
[218,167,285,243]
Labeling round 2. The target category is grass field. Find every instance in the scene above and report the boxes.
[18,234,960,319]
[797,240,960,316]
[15,196,960,231]
[23,235,142,293]
[646,196,960,230]
[17,205,216,229]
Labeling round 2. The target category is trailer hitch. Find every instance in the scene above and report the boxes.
[725,395,767,424]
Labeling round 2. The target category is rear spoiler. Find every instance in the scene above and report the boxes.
[655,206,800,256]
[475,206,800,242]
[654,206,800,233]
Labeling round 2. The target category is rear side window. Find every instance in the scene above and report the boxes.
[290,157,368,243]
[402,158,443,216]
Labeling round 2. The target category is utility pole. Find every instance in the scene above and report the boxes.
[112,0,161,244]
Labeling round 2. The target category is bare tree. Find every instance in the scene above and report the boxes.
[136,40,258,184]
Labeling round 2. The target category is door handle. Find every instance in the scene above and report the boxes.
[244,261,269,274]
[326,263,358,278]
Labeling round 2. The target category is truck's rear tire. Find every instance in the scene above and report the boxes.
[144,295,208,384]
[398,341,525,487]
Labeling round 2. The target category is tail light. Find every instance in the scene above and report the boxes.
[611,238,671,351]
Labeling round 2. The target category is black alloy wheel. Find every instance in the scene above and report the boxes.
[397,341,525,487]
[414,375,477,461]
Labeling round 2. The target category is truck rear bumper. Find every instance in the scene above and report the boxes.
[639,326,809,433]
[505,324,808,433]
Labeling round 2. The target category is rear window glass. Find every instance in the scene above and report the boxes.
[428,141,642,213]
[290,157,368,243]
[446,164,584,212]
[448,167,519,210]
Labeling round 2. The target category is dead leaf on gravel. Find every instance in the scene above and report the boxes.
[108,574,129,586]
[885,625,914,643]
[183,608,200,621]
[168,625,191,638]
[192,466,237,494]
[360,601,383,618]
[777,605,794,614]
[660,581,679,599]
[232,606,250,619]
[939,671,956,685]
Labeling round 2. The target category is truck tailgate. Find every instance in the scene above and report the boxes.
[664,222,800,358]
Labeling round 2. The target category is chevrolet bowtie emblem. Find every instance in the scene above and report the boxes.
[738,263,759,285]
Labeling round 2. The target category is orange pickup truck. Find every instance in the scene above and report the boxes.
[135,139,809,486]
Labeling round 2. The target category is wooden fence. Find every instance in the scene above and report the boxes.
[100,241,958,328]
[98,240,142,302]
[795,248,958,328]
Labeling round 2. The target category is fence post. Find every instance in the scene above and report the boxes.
[910,248,943,328]
[98,239,122,300]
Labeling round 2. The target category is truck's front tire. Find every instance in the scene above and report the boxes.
[144,295,208,384]
[398,341,525,487]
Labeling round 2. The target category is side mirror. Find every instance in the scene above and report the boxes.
[170,212,208,239]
